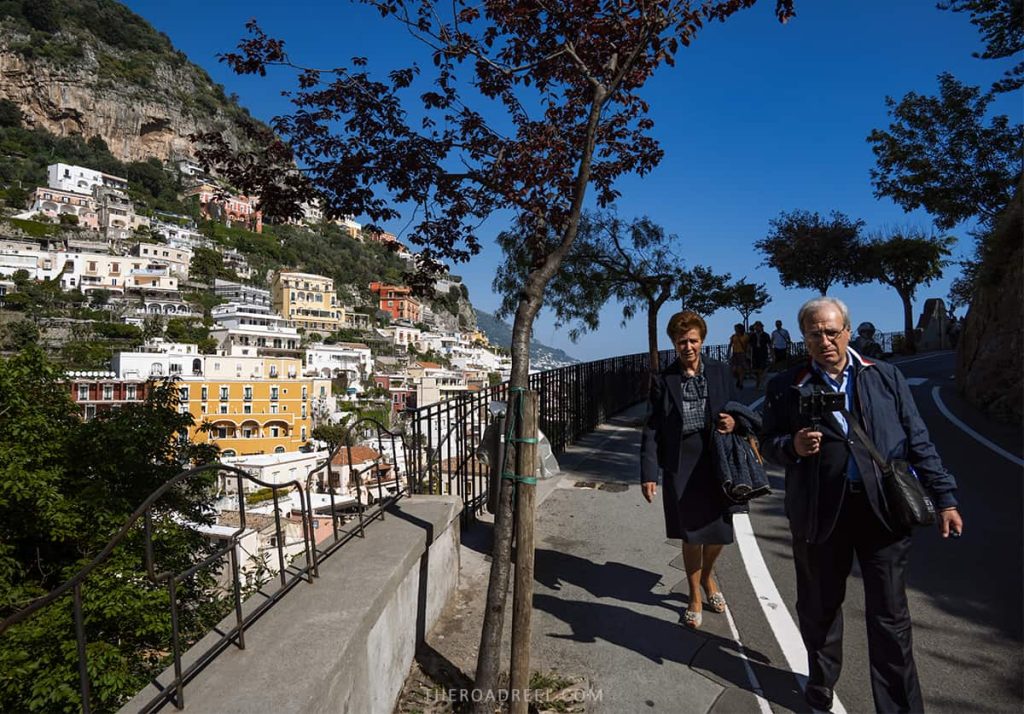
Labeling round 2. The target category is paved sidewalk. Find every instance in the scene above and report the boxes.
[406,393,806,713]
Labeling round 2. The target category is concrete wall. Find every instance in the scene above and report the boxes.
[121,495,462,713]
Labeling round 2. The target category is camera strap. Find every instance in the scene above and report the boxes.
[840,408,888,470]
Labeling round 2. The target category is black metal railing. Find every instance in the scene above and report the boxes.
[0,421,406,714]
[1,350,666,712]
[400,349,672,526]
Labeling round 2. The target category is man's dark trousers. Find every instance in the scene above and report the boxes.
[792,484,925,713]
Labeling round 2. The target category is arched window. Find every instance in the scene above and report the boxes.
[192,358,202,375]
[221,449,236,458]
[274,446,286,454]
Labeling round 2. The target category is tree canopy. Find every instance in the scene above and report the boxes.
[726,278,772,330]
[755,209,866,295]
[939,0,1023,93]
[867,73,1022,231]
[859,228,954,350]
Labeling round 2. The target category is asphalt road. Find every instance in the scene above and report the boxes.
[720,351,1024,713]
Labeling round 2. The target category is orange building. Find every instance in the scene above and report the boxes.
[368,282,422,323]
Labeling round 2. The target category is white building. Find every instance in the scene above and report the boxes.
[132,242,192,280]
[303,343,373,392]
[0,242,64,281]
[218,450,330,494]
[153,221,217,252]
[214,279,271,308]
[47,163,129,195]
[210,302,302,358]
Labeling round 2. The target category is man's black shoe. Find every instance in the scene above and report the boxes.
[804,684,833,712]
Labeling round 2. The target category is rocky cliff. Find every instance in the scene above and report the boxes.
[0,1,255,164]
[956,179,1022,423]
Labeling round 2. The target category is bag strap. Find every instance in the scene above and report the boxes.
[839,407,888,470]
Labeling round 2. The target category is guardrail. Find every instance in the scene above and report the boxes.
[0,421,406,714]
[1,349,670,712]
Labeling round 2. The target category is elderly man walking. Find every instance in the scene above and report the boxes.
[761,297,963,713]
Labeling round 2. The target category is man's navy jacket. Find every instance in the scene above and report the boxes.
[760,348,958,543]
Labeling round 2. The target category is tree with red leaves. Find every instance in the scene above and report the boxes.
[194,1,796,704]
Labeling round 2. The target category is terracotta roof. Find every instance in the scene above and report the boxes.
[417,361,441,369]
[218,510,277,532]
[331,445,382,466]
[336,342,370,349]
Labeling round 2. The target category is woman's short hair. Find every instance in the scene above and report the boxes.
[667,311,707,341]
[798,296,851,333]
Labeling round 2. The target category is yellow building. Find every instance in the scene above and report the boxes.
[182,356,314,457]
[271,271,341,335]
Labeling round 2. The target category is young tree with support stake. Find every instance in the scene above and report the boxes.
[194,1,797,707]
[495,212,732,374]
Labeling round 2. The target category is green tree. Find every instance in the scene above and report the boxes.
[939,0,1023,93]
[0,349,222,712]
[867,73,1022,231]
[189,246,226,284]
[726,278,772,331]
[0,320,39,350]
[22,0,61,33]
[755,209,866,295]
[497,213,732,372]
[858,228,955,353]
[0,99,22,128]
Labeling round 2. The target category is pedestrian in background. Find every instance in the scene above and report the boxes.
[640,311,737,629]
[761,296,963,713]
[748,321,772,389]
[727,323,749,389]
[771,319,792,365]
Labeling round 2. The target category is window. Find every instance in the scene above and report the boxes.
[200,404,207,414]
[301,427,307,441]
[126,384,136,400]
[243,404,252,414]
[84,405,96,421]
[243,386,253,401]
[270,404,278,414]
[169,363,182,375]
[77,384,89,400]
[102,384,114,401]
[243,428,253,438]
[301,405,307,419]
[201,386,208,401]
[302,386,308,400]
[217,427,227,439]
[219,404,228,414]
[270,427,280,437]
[178,386,189,402]
[220,386,229,400]
[270,387,279,401]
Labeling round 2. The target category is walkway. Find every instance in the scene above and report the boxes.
[406,353,1023,713]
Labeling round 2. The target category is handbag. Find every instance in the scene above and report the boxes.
[842,410,937,529]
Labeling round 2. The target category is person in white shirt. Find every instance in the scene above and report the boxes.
[771,320,791,365]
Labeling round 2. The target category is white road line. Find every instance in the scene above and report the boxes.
[734,514,849,714]
[931,387,1024,467]
[890,352,952,366]
[723,599,772,714]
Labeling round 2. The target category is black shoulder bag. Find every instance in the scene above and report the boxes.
[841,409,937,529]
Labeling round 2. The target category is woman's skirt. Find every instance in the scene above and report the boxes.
[661,430,734,544]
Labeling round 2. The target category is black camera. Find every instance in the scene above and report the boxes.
[797,386,846,425]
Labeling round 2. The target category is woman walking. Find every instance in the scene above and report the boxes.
[641,311,738,628]
[728,323,749,389]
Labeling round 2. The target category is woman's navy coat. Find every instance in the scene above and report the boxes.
[640,358,735,496]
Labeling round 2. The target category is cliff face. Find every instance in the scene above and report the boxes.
[956,181,1023,423]
[0,3,254,164]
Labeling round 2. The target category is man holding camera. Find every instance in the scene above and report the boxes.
[761,297,963,713]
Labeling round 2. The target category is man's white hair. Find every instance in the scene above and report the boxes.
[797,296,851,333]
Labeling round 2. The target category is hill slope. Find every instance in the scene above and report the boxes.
[475,310,578,368]
[0,0,257,163]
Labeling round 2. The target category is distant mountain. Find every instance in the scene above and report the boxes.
[475,310,579,369]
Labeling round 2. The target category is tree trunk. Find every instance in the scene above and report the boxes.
[647,300,660,374]
[900,291,916,354]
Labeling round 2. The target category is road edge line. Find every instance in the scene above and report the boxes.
[931,387,1024,467]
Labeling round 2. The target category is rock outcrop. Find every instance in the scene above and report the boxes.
[0,18,252,164]
[955,180,1023,423]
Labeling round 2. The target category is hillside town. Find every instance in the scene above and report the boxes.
[0,158,525,577]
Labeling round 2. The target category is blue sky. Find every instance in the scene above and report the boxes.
[124,0,1018,360]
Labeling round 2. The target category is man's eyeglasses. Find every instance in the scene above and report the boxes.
[804,328,847,343]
